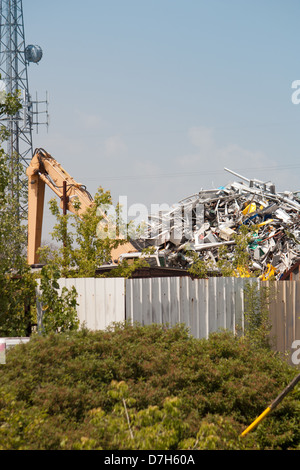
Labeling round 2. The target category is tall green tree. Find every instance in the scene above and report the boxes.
[39,187,132,278]
[0,88,36,336]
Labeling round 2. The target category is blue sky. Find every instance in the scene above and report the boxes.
[23,0,300,239]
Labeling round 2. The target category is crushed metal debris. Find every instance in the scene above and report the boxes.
[139,168,300,279]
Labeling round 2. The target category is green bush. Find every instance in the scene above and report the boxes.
[0,323,299,450]
[37,264,79,335]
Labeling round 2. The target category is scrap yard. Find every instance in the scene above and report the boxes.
[140,168,300,280]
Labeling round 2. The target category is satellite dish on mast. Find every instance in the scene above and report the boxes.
[25,45,43,64]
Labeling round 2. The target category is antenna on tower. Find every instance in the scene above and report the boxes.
[0,0,49,216]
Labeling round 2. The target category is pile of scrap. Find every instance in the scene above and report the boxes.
[141,168,300,279]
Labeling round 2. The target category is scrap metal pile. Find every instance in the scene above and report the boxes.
[142,168,300,279]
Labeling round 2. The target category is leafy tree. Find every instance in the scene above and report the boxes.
[0,88,36,336]
[0,88,22,117]
[39,186,145,278]
[37,263,79,335]
[185,249,214,278]
[243,280,273,350]
[187,224,260,279]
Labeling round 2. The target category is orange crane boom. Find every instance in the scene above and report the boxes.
[26,148,95,265]
[26,148,137,266]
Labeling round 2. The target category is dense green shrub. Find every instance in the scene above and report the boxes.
[37,264,79,335]
[0,323,299,450]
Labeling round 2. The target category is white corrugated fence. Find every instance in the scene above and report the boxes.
[36,277,125,331]
[35,276,300,364]
[125,277,246,339]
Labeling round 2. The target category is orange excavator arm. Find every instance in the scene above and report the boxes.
[26,148,94,265]
[26,148,137,266]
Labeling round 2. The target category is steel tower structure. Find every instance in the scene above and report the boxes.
[0,0,48,214]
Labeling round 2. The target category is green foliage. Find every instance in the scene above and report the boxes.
[37,264,79,335]
[186,250,212,278]
[0,388,48,450]
[0,324,298,450]
[0,269,36,337]
[187,224,260,279]
[69,381,188,450]
[243,281,273,350]
[0,145,27,269]
[0,90,36,336]
[230,224,257,273]
[101,256,149,278]
[102,247,156,278]
[181,414,248,450]
[39,187,132,278]
[0,88,22,117]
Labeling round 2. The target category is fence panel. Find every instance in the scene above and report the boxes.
[125,277,246,339]
[268,280,300,364]
[35,276,300,365]
[125,277,300,365]
[36,277,125,331]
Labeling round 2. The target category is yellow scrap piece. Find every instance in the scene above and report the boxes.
[257,219,274,228]
[242,203,256,216]
[260,264,277,281]
[234,266,251,278]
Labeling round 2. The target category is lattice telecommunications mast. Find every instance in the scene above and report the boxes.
[0,0,48,214]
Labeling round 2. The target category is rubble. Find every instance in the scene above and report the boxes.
[140,168,300,279]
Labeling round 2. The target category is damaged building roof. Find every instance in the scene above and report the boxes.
[140,168,300,280]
